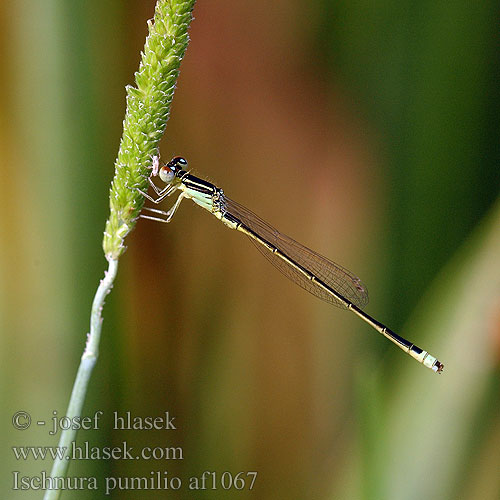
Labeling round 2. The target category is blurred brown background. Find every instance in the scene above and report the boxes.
[1,1,499,499]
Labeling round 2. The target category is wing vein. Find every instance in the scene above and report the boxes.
[223,196,369,309]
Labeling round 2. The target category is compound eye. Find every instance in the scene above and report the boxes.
[171,156,188,169]
[159,166,175,183]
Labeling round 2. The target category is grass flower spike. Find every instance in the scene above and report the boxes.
[44,3,195,498]
[103,0,196,259]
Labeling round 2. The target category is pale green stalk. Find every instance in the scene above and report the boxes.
[43,1,196,498]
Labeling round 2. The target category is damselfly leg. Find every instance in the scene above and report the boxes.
[139,192,186,223]
[138,180,177,204]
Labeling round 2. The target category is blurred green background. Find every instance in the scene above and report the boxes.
[1,1,499,499]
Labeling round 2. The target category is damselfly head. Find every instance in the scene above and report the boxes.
[159,156,188,183]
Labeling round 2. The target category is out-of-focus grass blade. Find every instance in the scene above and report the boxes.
[384,196,500,500]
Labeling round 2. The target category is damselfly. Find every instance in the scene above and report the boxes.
[138,156,444,373]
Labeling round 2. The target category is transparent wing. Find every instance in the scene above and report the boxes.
[223,196,369,309]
